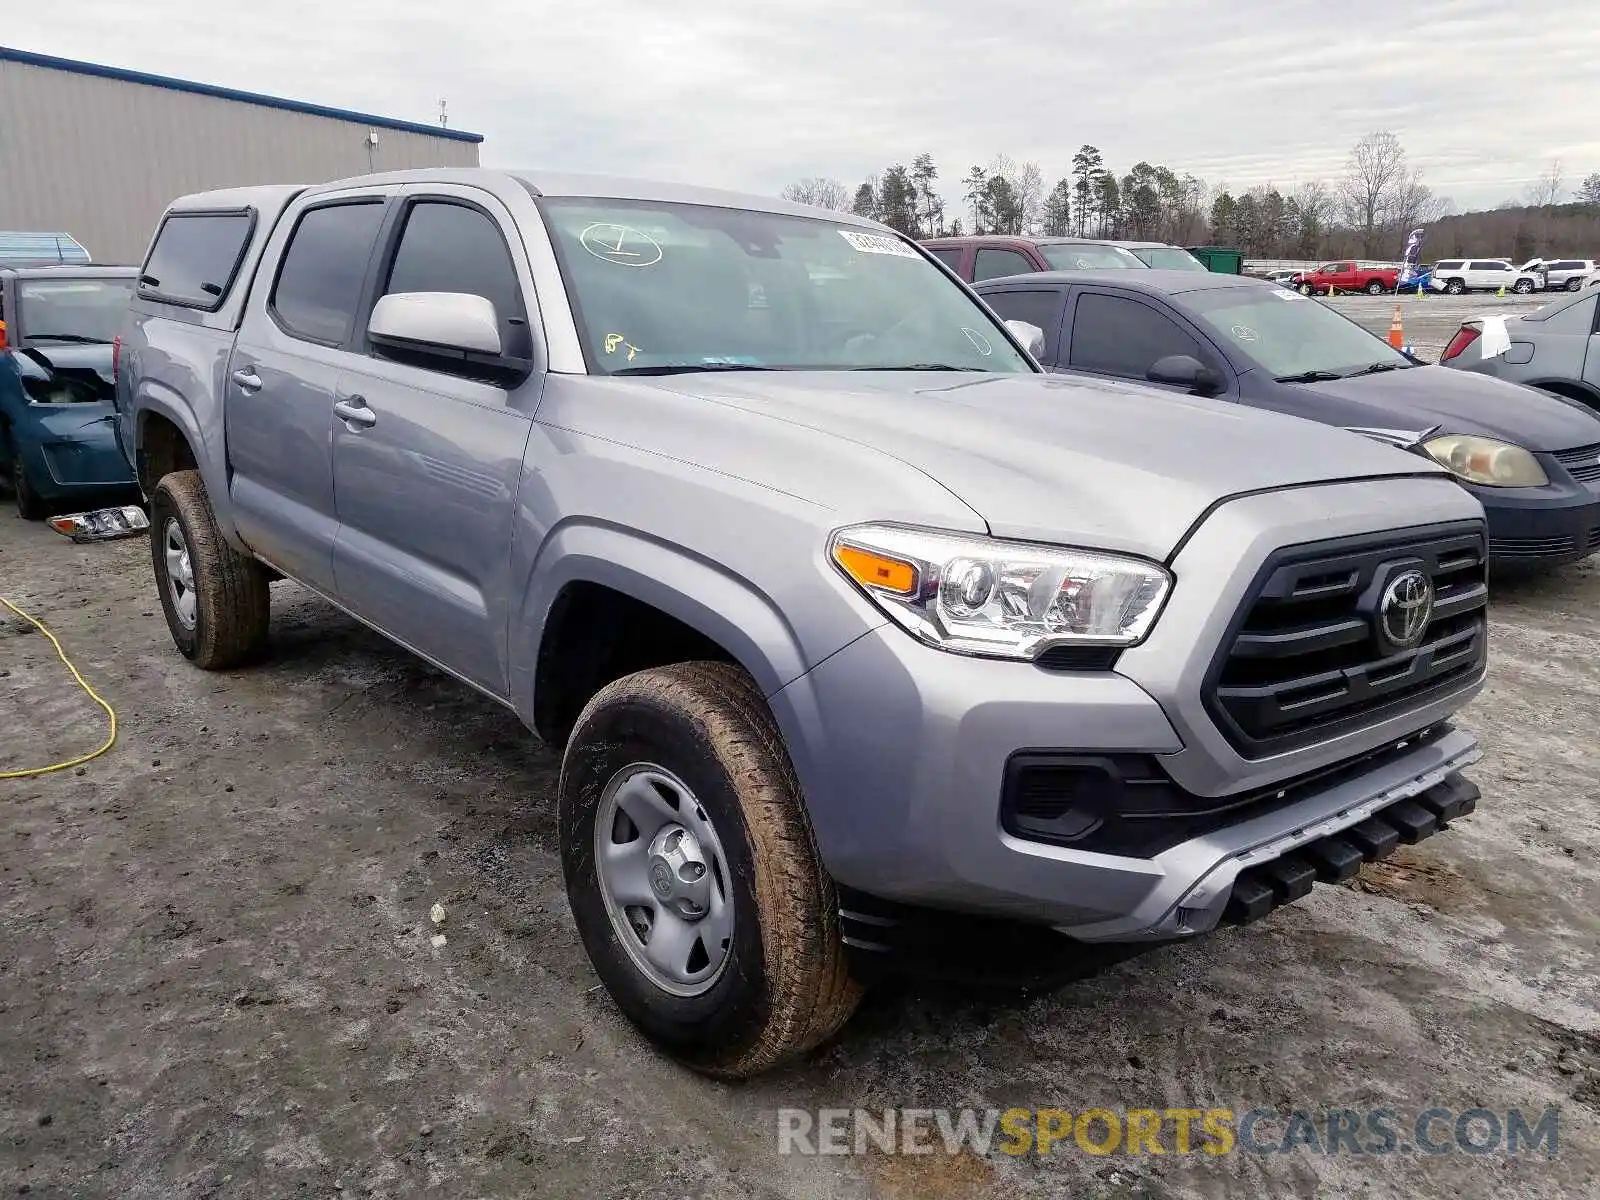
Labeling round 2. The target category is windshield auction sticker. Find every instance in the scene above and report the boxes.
[838,230,918,258]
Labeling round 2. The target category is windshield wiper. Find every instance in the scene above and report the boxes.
[24,333,113,344]
[1344,360,1417,377]
[1274,369,1343,383]
[848,363,988,372]
[612,362,777,376]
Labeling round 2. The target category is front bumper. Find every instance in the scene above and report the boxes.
[769,477,1488,944]
[1473,480,1600,565]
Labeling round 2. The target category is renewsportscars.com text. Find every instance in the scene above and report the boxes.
[776,1106,1560,1158]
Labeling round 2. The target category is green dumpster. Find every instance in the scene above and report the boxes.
[1185,246,1244,274]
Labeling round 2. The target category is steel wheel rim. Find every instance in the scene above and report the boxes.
[593,763,734,998]
[162,517,198,630]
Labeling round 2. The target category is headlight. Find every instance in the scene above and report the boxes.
[828,523,1172,660]
[1423,434,1548,487]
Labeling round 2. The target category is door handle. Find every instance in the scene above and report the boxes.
[333,397,377,429]
[231,367,262,393]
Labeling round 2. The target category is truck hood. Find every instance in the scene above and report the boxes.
[646,370,1448,561]
[1291,363,1600,453]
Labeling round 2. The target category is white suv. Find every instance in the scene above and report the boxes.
[1524,258,1598,291]
[1429,259,1542,294]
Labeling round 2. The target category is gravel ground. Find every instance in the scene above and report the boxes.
[1323,292,1550,362]
[3,495,1599,1198]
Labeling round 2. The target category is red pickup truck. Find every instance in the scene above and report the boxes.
[1288,261,1399,296]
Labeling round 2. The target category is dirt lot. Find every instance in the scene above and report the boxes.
[2,499,1599,1198]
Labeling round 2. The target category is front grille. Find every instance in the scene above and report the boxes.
[1490,533,1580,559]
[1552,442,1600,484]
[1204,523,1488,758]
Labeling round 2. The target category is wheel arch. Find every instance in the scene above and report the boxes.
[514,522,811,747]
[132,388,243,548]
[1528,378,1600,412]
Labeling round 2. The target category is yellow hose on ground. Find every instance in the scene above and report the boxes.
[0,595,118,779]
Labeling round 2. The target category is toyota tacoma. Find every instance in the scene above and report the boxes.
[115,169,1488,1078]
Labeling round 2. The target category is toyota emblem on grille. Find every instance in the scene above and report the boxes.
[1379,569,1434,648]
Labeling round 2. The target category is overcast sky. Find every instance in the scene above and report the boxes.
[13,0,1600,214]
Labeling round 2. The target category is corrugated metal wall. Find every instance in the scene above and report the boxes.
[0,58,481,263]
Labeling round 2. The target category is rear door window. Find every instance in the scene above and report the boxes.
[1469,261,1506,271]
[1068,292,1202,378]
[270,201,387,345]
[973,248,1036,281]
[138,211,255,309]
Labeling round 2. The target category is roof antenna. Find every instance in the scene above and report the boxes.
[439,99,448,129]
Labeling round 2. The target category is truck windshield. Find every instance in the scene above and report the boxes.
[18,276,134,343]
[537,198,1034,375]
[1132,247,1208,271]
[1184,287,1413,379]
[1038,243,1147,270]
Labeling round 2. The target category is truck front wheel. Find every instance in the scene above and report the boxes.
[149,470,270,669]
[559,661,861,1078]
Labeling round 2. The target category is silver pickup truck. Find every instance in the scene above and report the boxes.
[115,169,1488,1078]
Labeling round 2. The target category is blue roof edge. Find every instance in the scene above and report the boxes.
[0,44,484,144]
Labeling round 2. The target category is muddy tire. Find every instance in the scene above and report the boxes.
[12,455,47,521]
[149,470,270,669]
[559,661,861,1079]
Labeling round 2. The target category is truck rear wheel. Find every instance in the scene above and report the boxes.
[149,470,270,669]
[559,661,860,1079]
[1366,279,1383,294]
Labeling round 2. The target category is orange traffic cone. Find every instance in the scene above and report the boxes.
[1387,305,1405,349]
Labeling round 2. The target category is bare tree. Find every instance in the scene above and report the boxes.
[779,177,852,211]
[1523,159,1565,207]
[1339,132,1411,256]
[1014,162,1044,235]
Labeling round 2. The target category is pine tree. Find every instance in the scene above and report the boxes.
[1041,179,1073,237]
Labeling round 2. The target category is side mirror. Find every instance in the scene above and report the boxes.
[1004,319,1046,358]
[1147,354,1224,395]
[369,291,503,355]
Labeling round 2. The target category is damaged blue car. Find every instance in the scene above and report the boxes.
[1,266,138,519]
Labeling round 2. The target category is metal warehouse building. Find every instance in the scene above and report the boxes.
[0,45,483,264]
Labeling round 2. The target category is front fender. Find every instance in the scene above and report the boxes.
[508,519,816,722]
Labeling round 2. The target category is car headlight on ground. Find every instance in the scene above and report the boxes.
[828,523,1172,659]
[1422,434,1549,487]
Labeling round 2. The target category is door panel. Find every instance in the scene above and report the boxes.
[330,189,540,695]
[226,196,390,591]
[224,339,343,590]
[330,364,533,692]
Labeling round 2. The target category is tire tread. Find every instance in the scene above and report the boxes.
[151,470,270,669]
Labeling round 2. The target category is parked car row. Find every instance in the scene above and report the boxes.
[1259,257,1599,297]
[86,167,1501,1080]
[974,269,1600,570]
